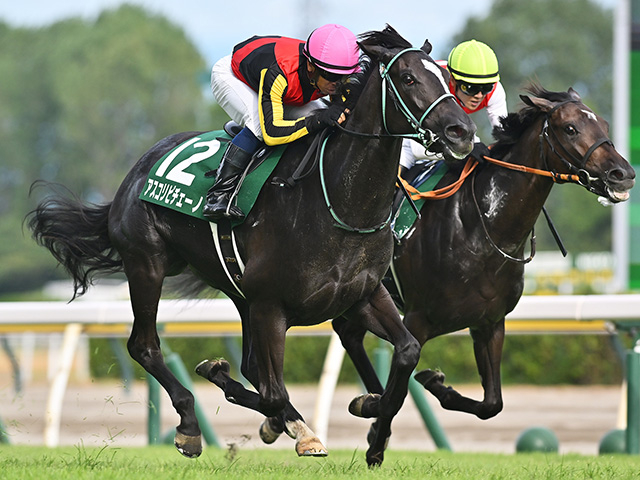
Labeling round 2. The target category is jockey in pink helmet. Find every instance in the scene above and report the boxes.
[303,24,361,76]
[204,24,360,222]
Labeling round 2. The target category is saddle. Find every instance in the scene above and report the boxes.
[391,160,448,240]
[139,125,285,224]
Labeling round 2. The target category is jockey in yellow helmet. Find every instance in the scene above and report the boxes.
[400,40,507,170]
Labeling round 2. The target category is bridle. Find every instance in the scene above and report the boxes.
[379,47,455,149]
[539,100,613,192]
[472,100,613,264]
[336,47,456,150]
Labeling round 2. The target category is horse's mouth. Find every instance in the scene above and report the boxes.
[606,186,632,203]
[439,141,473,162]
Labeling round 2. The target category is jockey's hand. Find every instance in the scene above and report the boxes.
[470,142,490,162]
[306,104,349,132]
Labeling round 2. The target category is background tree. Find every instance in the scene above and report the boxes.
[0,5,228,295]
[444,0,615,252]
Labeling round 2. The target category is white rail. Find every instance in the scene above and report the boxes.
[1,294,639,328]
[2,294,640,447]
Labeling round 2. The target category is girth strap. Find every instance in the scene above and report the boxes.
[210,220,245,297]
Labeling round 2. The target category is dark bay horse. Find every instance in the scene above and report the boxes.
[331,85,635,432]
[27,26,475,466]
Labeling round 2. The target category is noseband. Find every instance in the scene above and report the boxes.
[379,48,455,148]
[540,100,613,190]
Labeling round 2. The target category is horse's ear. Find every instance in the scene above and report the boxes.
[358,41,394,65]
[567,87,581,102]
[520,94,555,112]
[421,39,432,55]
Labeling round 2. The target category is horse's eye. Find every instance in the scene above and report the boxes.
[565,125,577,136]
[402,74,415,86]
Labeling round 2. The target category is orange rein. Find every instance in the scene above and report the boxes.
[398,155,581,201]
[399,157,478,200]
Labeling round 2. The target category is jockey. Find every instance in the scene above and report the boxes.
[204,24,360,222]
[400,39,507,173]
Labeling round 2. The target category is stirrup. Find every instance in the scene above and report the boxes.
[223,121,243,138]
[203,199,245,222]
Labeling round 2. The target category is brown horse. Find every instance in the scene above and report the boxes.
[27,26,475,466]
[331,85,635,433]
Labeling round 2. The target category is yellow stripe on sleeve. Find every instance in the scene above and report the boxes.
[258,69,310,146]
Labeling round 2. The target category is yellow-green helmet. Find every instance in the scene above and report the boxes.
[447,40,500,84]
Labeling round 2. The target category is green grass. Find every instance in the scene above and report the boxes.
[1,445,640,479]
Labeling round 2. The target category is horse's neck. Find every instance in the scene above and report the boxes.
[475,124,555,241]
[322,75,402,221]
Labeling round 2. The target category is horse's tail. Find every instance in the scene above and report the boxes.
[26,182,123,300]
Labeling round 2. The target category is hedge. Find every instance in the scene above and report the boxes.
[89,332,624,386]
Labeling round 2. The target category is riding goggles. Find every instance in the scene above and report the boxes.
[318,68,347,83]
[459,82,495,96]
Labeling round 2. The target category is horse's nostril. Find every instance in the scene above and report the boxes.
[608,168,625,182]
[445,125,466,140]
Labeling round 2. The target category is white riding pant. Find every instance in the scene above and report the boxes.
[210,55,326,141]
[400,139,444,169]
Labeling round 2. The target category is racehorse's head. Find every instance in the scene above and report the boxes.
[520,85,635,203]
[357,25,476,162]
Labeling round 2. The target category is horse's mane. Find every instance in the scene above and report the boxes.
[358,24,413,51]
[340,57,373,110]
[340,25,412,110]
[490,83,576,159]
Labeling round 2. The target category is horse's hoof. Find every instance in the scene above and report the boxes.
[174,431,202,458]
[414,369,445,388]
[259,418,283,444]
[366,450,384,468]
[348,393,380,418]
[195,358,230,381]
[296,437,328,457]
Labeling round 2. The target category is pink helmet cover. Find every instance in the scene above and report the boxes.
[304,24,360,75]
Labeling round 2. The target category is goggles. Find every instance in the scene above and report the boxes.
[459,82,495,96]
[318,68,347,83]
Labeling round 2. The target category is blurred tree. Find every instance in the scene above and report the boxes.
[38,6,207,198]
[0,5,218,294]
[446,0,615,252]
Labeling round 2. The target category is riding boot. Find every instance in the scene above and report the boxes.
[202,143,253,222]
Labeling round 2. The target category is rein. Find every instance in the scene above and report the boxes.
[404,100,615,199]
[319,133,392,233]
[470,173,536,264]
[399,158,478,200]
[397,99,616,262]
[481,155,579,182]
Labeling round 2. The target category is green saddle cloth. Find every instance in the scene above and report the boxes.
[139,130,285,222]
[392,161,449,239]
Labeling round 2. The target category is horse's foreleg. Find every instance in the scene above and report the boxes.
[125,268,202,458]
[415,320,504,420]
[341,285,420,467]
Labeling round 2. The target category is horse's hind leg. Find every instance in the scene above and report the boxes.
[415,319,504,420]
[195,358,327,456]
[197,303,327,456]
[332,317,384,395]
[121,253,202,457]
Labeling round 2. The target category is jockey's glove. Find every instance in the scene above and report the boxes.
[305,104,347,133]
[470,141,490,162]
